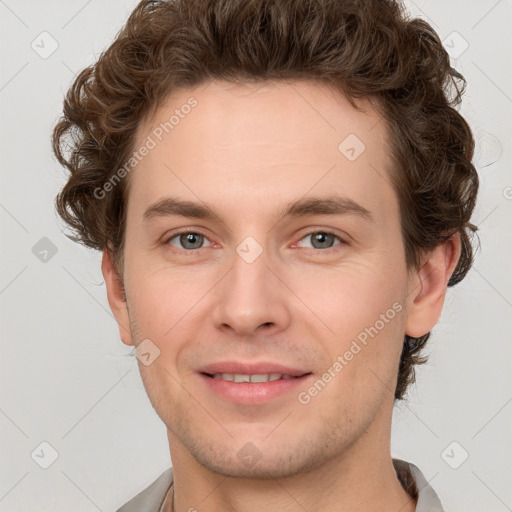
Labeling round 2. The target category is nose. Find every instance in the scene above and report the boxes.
[211,248,292,337]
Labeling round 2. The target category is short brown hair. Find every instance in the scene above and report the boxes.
[52,0,479,400]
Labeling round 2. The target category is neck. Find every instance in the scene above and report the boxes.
[164,439,416,512]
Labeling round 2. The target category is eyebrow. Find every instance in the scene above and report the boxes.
[142,195,373,224]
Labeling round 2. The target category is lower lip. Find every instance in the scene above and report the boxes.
[198,373,313,405]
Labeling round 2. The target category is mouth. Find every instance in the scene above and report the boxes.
[198,371,314,404]
[201,372,310,382]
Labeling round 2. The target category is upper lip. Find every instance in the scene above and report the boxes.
[197,361,310,377]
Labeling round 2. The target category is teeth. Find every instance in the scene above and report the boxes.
[211,373,296,382]
[251,374,274,383]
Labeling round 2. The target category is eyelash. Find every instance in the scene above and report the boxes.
[163,229,347,253]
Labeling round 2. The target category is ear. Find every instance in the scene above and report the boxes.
[101,248,133,346]
[405,233,461,338]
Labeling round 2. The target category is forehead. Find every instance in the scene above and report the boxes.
[128,79,396,222]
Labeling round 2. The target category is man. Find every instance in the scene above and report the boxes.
[52,0,479,510]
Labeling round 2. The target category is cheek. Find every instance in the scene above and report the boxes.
[125,261,209,342]
[294,258,409,398]
[305,267,406,409]
[292,259,406,337]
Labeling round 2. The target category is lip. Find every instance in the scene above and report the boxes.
[198,372,313,405]
[196,361,313,405]
[197,361,310,377]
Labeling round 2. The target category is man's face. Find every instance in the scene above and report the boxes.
[117,79,413,478]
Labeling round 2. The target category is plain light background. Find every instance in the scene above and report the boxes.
[1,1,511,511]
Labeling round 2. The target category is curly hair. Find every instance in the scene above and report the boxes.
[52,0,479,400]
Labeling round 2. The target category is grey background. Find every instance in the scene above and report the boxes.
[1,0,511,510]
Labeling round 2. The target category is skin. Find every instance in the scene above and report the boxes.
[102,79,460,512]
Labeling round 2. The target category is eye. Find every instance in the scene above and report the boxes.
[165,231,213,251]
[163,229,345,253]
[296,230,345,250]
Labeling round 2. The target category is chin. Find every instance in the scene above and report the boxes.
[187,435,333,480]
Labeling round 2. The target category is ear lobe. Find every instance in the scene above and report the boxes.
[405,233,461,338]
[101,248,133,346]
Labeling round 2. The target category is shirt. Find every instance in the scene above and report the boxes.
[115,458,445,512]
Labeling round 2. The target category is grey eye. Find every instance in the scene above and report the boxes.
[300,232,341,250]
[169,232,209,250]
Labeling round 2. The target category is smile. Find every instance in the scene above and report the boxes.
[199,372,313,404]
[209,373,298,383]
